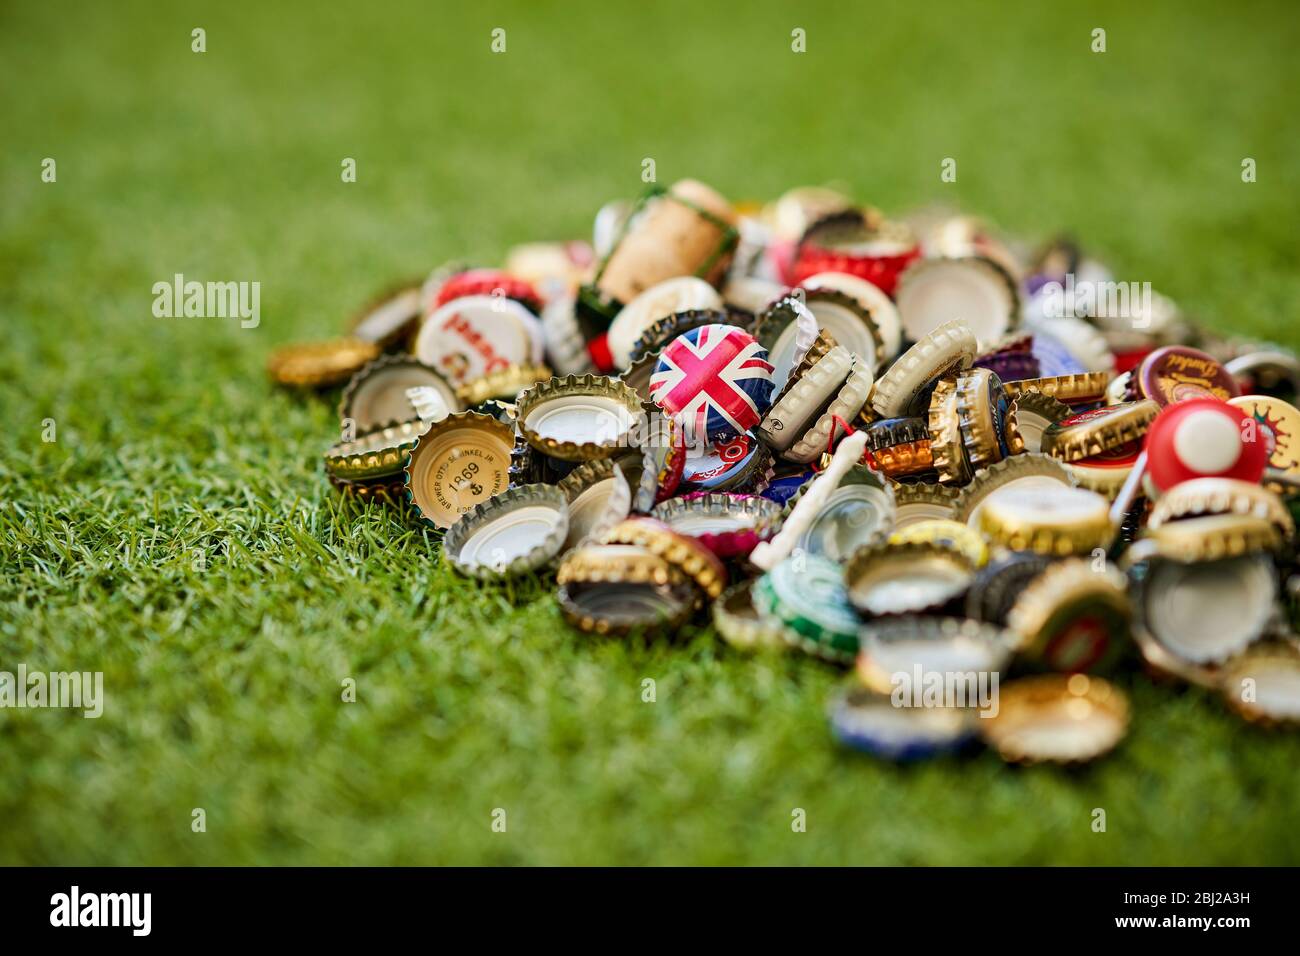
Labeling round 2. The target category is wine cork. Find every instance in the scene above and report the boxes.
[596,179,737,306]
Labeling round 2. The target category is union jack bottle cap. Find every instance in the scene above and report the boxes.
[650,323,775,445]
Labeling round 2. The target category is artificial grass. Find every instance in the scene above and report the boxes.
[2,0,1299,865]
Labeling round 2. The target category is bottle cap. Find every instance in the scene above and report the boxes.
[629,308,734,367]
[752,295,822,391]
[800,288,885,373]
[712,581,792,650]
[1130,550,1276,666]
[1142,397,1268,492]
[1041,399,1160,461]
[1005,559,1130,672]
[954,367,1009,469]
[601,517,728,598]
[973,337,1041,383]
[800,271,903,360]
[829,685,977,761]
[855,616,1016,697]
[977,484,1114,556]
[556,459,633,550]
[651,493,781,558]
[650,323,775,446]
[782,464,897,563]
[433,269,543,315]
[1218,645,1300,726]
[926,376,972,484]
[1135,345,1240,406]
[267,338,382,389]
[327,473,407,505]
[1063,443,1141,500]
[1226,351,1300,399]
[1004,391,1072,454]
[557,579,698,636]
[607,277,723,369]
[891,480,961,528]
[760,463,819,505]
[679,432,774,494]
[515,374,644,462]
[557,542,686,589]
[844,540,976,617]
[952,452,1078,527]
[1142,513,1281,562]
[782,355,875,463]
[756,345,853,452]
[895,255,1020,350]
[348,282,423,348]
[1022,314,1115,374]
[1147,477,1292,537]
[980,674,1129,764]
[339,355,465,432]
[403,412,514,529]
[540,294,597,376]
[889,518,990,567]
[325,419,430,481]
[1228,395,1300,485]
[1002,372,1111,406]
[454,363,552,406]
[790,212,921,297]
[752,554,861,662]
[964,551,1057,624]
[871,319,979,418]
[443,484,569,579]
[415,294,544,386]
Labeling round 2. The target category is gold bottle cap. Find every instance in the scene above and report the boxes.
[1142,513,1281,562]
[325,419,430,481]
[557,543,685,588]
[403,412,514,529]
[889,518,990,567]
[980,674,1129,764]
[557,578,698,636]
[952,452,1078,527]
[927,375,971,484]
[328,473,407,505]
[712,580,792,650]
[954,367,1007,469]
[783,354,875,464]
[756,345,853,452]
[1005,559,1130,671]
[1063,444,1141,500]
[844,540,976,617]
[602,516,728,598]
[1003,372,1111,406]
[268,337,381,389]
[977,484,1114,556]
[890,480,961,528]
[455,363,552,406]
[1041,399,1159,462]
[339,355,465,431]
[1147,477,1293,537]
[515,373,646,462]
[1218,644,1300,726]
[1004,390,1072,454]
[443,484,569,579]
[870,319,978,418]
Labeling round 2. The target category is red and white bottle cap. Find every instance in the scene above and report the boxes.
[1143,398,1268,493]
